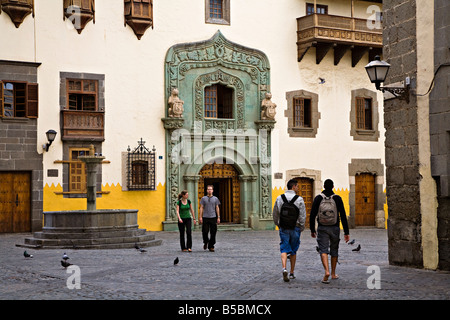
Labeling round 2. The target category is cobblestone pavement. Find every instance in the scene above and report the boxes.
[0,229,449,301]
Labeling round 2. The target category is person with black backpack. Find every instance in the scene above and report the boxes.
[272,179,306,282]
[310,179,350,284]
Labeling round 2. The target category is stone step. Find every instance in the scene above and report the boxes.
[32,228,147,240]
[217,224,252,231]
[19,232,161,249]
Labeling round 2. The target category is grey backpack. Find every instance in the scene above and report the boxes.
[318,193,337,225]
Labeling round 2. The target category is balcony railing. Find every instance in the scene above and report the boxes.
[61,110,105,141]
[297,13,383,66]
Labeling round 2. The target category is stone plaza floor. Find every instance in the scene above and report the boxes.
[0,228,449,302]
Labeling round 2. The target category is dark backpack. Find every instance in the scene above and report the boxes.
[279,194,300,229]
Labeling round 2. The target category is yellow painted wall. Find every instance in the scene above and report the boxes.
[44,183,166,231]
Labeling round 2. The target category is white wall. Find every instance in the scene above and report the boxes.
[1,0,385,190]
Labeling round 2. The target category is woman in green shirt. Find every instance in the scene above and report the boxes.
[176,190,196,252]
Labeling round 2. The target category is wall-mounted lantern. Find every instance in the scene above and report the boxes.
[43,130,57,152]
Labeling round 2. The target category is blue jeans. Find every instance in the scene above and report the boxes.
[279,227,301,255]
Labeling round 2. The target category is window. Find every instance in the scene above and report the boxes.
[306,3,328,15]
[205,0,230,25]
[0,81,38,118]
[356,97,373,130]
[293,98,312,128]
[350,89,379,141]
[67,79,98,111]
[126,139,156,191]
[69,148,88,193]
[124,0,153,40]
[209,0,223,19]
[285,90,320,138]
[63,0,95,34]
[204,84,233,119]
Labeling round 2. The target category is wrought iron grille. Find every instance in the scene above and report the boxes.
[127,138,156,190]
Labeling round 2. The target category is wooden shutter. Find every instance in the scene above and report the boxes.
[356,97,365,129]
[26,83,38,118]
[0,81,3,118]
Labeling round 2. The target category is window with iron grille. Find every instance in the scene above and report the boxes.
[127,138,156,190]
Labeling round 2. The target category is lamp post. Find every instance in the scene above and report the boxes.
[365,55,410,103]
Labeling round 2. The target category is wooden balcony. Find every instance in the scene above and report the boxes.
[61,110,105,141]
[297,13,383,66]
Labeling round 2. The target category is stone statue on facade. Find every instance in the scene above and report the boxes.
[168,88,184,118]
[261,92,276,120]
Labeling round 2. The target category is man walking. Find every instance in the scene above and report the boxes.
[272,179,306,282]
[199,185,221,252]
[310,179,350,284]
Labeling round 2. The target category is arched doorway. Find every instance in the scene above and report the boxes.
[198,162,240,223]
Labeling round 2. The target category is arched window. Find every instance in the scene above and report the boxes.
[204,84,233,119]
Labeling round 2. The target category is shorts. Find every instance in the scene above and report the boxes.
[279,227,301,255]
[317,225,340,257]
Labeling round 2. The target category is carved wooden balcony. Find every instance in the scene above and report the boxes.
[63,0,95,34]
[124,0,153,40]
[297,13,383,66]
[61,110,105,141]
[0,0,34,28]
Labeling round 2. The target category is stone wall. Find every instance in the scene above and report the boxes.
[430,0,450,271]
[0,60,43,232]
[383,0,423,268]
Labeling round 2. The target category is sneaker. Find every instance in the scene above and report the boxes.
[209,248,215,252]
[283,269,289,282]
[289,273,296,280]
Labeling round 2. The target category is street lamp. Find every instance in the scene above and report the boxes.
[365,55,410,103]
[44,129,57,152]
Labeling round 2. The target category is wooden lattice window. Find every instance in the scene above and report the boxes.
[356,97,373,130]
[124,0,153,40]
[0,0,34,28]
[67,79,98,111]
[63,0,95,34]
[204,84,233,119]
[69,148,88,193]
[293,97,311,128]
[0,81,38,118]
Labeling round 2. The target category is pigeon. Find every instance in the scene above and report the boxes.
[319,77,326,84]
[61,260,72,268]
[135,244,147,253]
[174,257,179,265]
[352,244,361,252]
[62,252,69,261]
[24,251,33,258]
[348,239,356,245]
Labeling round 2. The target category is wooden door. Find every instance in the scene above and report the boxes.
[198,163,240,223]
[295,178,313,228]
[0,172,31,233]
[355,173,375,226]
